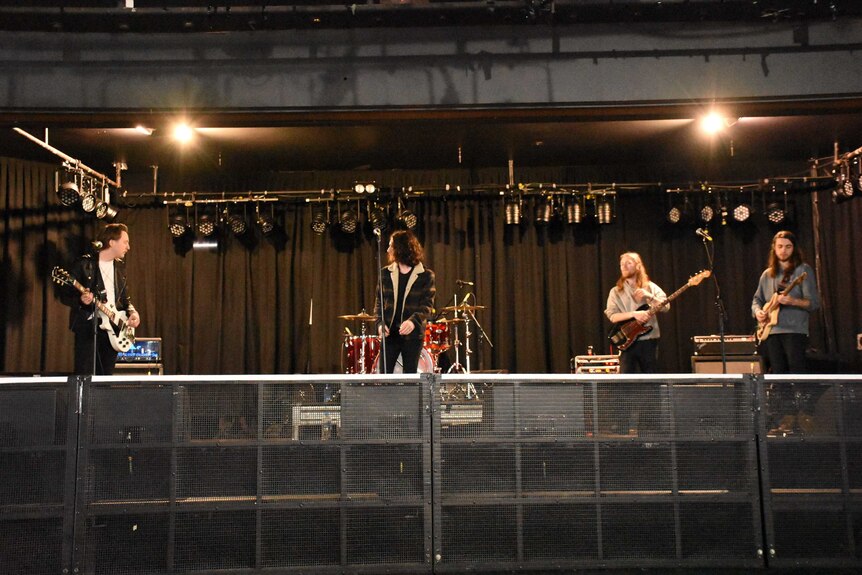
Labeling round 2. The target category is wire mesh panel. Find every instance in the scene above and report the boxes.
[523,503,599,561]
[260,508,341,568]
[0,379,69,575]
[434,374,762,570]
[601,502,677,559]
[83,513,169,575]
[439,505,518,564]
[174,510,256,571]
[0,518,64,575]
[345,506,426,565]
[261,445,341,497]
[759,376,862,567]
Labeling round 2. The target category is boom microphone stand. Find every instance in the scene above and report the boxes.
[374,229,388,373]
[697,228,728,373]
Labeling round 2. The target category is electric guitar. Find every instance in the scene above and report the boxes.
[607,270,711,351]
[52,266,136,353]
[755,271,807,345]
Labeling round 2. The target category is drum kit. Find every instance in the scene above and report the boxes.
[338,297,489,375]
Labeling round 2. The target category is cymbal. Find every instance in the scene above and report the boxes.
[432,317,465,324]
[338,312,378,321]
[441,304,486,313]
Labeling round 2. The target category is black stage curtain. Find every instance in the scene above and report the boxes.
[2,157,860,375]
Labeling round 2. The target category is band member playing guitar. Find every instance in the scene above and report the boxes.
[605,251,669,374]
[61,223,141,375]
[752,230,820,435]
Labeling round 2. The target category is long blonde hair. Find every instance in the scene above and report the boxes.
[615,251,650,291]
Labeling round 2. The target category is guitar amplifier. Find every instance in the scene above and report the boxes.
[116,337,162,363]
[692,335,757,356]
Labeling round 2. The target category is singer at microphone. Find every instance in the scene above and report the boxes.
[696,228,713,242]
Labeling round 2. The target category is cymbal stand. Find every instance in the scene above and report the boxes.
[358,310,369,374]
[446,293,466,375]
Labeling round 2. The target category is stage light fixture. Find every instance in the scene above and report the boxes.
[565,194,583,224]
[227,212,248,236]
[354,182,376,194]
[535,195,553,224]
[504,195,521,225]
[597,194,614,225]
[310,204,329,235]
[169,214,191,238]
[765,202,785,224]
[369,204,388,234]
[732,202,752,222]
[834,161,854,199]
[700,204,715,224]
[339,205,358,234]
[197,213,216,237]
[79,177,97,213]
[57,173,81,207]
[256,205,276,236]
[667,205,683,224]
[95,202,118,221]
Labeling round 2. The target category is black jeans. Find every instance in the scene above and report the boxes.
[74,327,118,375]
[619,338,659,374]
[381,334,423,374]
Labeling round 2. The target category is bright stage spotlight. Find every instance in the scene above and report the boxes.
[732,202,751,222]
[354,182,376,194]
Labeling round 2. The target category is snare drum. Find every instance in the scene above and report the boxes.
[341,335,381,374]
[372,348,434,374]
[424,321,451,354]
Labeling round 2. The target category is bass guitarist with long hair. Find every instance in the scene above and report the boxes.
[752,230,820,435]
[605,251,669,374]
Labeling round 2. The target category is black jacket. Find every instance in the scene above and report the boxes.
[374,262,435,340]
[63,255,135,333]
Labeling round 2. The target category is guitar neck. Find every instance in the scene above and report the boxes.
[70,278,116,323]
[646,283,690,317]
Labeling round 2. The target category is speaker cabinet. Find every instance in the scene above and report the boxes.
[691,355,762,374]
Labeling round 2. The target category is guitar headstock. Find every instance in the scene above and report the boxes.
[51,266,74,288]
[687,270,712,286]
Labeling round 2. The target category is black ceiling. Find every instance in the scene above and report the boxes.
[0,1,859,34]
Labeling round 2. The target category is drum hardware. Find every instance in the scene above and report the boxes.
[339,309,380,374]
[338,311,378,321]
[444,293,493,379]
[441,304,486,313]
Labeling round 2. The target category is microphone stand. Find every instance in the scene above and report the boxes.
[700,234,728,373]
[374,231,388,373]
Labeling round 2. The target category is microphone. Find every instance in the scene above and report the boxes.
[695,228,713,242]
[455,279,474,286]
[90,241,103,251]
[372,228,381,237]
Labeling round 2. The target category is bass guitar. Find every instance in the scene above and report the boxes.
[51,266,136,353]
[755,271,807,345]
[608,270,711,351]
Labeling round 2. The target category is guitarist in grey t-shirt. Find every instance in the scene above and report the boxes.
[605,251,669,374]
